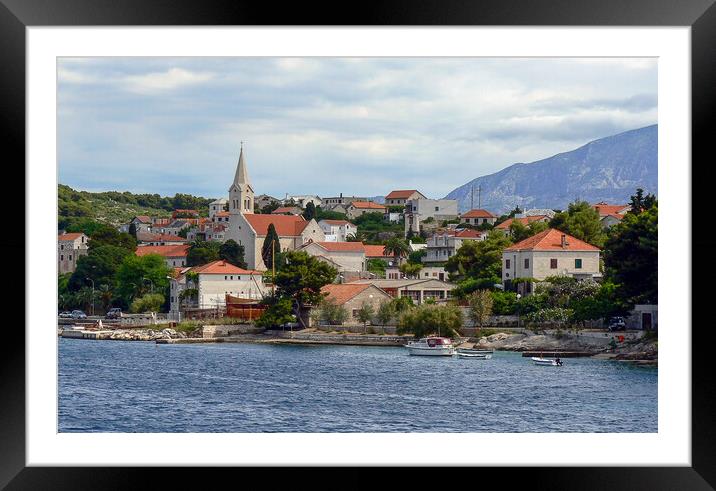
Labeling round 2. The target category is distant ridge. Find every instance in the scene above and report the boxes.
[444,125,657,214]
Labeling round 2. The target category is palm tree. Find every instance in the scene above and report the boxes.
[383,238,410,267]
[99,284,113,312]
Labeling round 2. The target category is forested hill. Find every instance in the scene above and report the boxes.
[58,184,216,230]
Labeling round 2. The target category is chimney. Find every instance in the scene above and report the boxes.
[561,234,567,248]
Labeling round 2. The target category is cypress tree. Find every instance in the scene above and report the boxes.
[261,223,280,269]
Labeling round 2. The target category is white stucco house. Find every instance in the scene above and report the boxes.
[318,219,357,242]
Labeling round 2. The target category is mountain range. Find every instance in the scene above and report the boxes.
[443,124,657,214]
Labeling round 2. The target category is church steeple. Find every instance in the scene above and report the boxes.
[228,142,254,214]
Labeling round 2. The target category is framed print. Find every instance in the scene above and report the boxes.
[4,0,715,488]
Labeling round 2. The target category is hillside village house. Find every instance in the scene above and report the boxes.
[363,244,396,266]
[460,209,497,226]
[502,228,601,294]
[119,215,153,234]
[255,194,280,210]
[316,283,392,326]
[422,229,484,264]
[494,215,550,236]
[404,198,459,235]
[136,232,188,246]
[169,260,267,320]
[226,146,325,270]
[209,198,228,218]
[346,201,387,220]
[318,219,357,242]
[135,244,190,268]
[347,278,456,304]
[384,189,426,207]
[284,194,322,208]
[386,265,448,281]
[298,241,367,274]
[591,202,631,228]
[58,232,89,274]
[321,194,369,210]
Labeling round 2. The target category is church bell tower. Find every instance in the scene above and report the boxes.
[228,142,254,215]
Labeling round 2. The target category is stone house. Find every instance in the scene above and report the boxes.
[135,244,190,268]
[404,198,458,235]
[298,240,367,273]
[318,283,393,325]
[422,229,484,264]
[459,209,497,226]
[321,194,369,210]
[58,232,89,274]
[346,201,387,220]
[318,219,357,242]
[384,189,426,207]
[169,260,267,318]
[502,229,602,294]
[346,278,456,305]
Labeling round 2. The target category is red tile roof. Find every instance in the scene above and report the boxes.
[272,206,302,214]
[455,229,484,238]
[350,201,386,210]
[461,209,496,219]
[320,283,373,305]
[134,215,152,223]
[191,260,262,275]
[385,190,420,199]
[321,219,353,226]
[244,214,310,236]
[363,244,389,257]
[135,244,190,258]
[214,211,230,217]
[504,229,601,252]
[308,241,366,253]
[58,232,85,241]
[495,216,549,229]
[591,202,630,217]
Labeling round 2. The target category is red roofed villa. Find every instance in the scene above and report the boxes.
[460,209,497,226]
[502,229,602,293]
[135,244,191,268]
[346,201,387,220]
[384,190,427,206]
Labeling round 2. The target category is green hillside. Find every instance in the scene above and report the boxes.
[58,184,216,230]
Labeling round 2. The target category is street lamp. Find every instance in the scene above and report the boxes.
[516,293,522,328]
[85,277,94,316]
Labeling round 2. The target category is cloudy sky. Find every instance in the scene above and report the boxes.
[58,57,657,200]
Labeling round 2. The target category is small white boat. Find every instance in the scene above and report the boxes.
[456,348,494,355]
[405,337,455,356]
[532,357,563,366]
[457,352,492,359]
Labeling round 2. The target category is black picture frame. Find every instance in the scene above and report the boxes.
[4,0,713,488]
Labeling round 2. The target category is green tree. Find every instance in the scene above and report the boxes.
[312,296,349,326]
[115,254,171,303]
[603,201,658,305]
[397,304,463,339]
[467,290,494,328]
[375,300,396,333]
[88,224,137,252]
[186,239,220,266]
[627,188,657,215]
[302,202,316,221]
[367,258,387,277]
[491,290,518,315]
[261,223,281,270]
[130,293,165,313]
[256,297,296,328]
[407,249,427,265]
[383,237,410,266]
[549,200,605,247]
[219,239,247,268]
[446,231,512,284]
[274,251,338,328]
[356,302,375,332]
[69,245,132,291]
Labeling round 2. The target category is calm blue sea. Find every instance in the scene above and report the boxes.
[58,338,657,433]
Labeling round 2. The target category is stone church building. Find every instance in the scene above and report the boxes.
[227,146,324,270]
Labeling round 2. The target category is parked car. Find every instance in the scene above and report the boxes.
[608,316,626,331]
[71,310,87,319]
[106,308,123,319]
[59,311,73,318]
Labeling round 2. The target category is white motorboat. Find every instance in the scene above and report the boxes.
[405,337,455,356]
[456,347,494,355]
[532,357,563,366]
[457,352,492,359]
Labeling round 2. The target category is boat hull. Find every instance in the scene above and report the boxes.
[457,353,492,359]
[532,357,560,366]
[406,346,455,356]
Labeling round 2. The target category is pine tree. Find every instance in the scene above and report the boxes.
[261,223,281,270]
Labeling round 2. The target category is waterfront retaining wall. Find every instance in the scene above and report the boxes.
[202,324,264,338]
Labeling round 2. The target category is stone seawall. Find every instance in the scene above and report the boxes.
[263,330,414,346]
[202,324,264,338]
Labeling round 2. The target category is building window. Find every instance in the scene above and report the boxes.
[60,245,64,250]
[550,259,558,269]
[524,258,529,269]
[435,206,439,211]
[575,258,583,269]
[69,255,72,261]
[505,259,510,269]
[60,255,64,260]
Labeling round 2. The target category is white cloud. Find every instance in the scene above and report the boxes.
[122,68,215,94]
